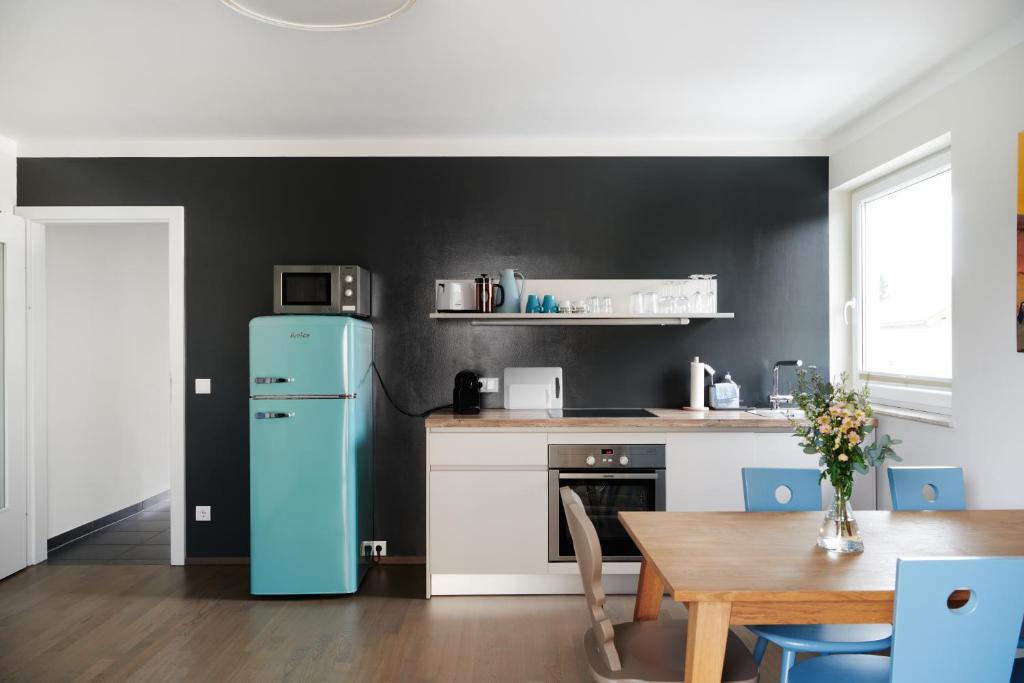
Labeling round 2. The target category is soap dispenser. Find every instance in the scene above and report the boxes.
[709,372,741,409]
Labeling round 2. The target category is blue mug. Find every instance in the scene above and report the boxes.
[541,294,559,313]
[525,294,541,313]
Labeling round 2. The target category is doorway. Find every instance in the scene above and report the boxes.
[17,207,185,566]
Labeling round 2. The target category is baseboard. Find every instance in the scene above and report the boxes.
[378,555,425,565]
[186,556,250,565]
[184,555,426,566]
[48,490,170,551]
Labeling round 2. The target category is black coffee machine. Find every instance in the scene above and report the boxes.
[452,370,483,415]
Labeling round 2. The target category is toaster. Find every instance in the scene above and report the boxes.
[435,280,478,312]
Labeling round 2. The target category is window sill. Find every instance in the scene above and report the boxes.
[872,405,954,428]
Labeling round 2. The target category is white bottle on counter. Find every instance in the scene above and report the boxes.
[684,356,715,412]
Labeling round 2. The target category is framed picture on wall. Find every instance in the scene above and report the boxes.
[1018,132,1024,352]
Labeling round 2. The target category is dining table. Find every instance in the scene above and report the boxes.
[618,509,1024,683]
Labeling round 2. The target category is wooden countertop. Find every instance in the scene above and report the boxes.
[425,408,798,430]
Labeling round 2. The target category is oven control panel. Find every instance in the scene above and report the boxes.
[548,444,665,469]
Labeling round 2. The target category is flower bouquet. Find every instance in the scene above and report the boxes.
[793,371,901,553]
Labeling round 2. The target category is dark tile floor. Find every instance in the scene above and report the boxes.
[47,496,170,565]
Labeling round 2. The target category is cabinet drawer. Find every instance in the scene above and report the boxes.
[428,433,547,467]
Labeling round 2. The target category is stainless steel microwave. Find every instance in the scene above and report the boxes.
[273,265,371,317]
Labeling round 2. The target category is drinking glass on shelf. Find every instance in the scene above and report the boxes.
[643,291,658,314]
[600,296,613,314]
[587,296,601,314]
[629,292,645,314]
[659,295,674,313]
[574,299,589,314]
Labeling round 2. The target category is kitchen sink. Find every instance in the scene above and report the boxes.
[747,408,806,419]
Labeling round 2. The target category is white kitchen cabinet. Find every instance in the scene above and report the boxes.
[428,432,546,467]
[665,433,755,511]
[429,470,548,574]
[666,432,877,512]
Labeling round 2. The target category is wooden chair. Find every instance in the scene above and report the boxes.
[559,486,758,683]
[787,557,1024,683]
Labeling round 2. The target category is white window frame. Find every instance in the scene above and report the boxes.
[851,149,952,415]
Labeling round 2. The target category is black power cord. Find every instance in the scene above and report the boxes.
[370,361,451,418]
[365,361,451,571]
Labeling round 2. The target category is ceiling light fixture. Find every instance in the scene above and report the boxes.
[221,0,416,31]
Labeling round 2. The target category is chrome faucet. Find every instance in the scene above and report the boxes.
[769,359,803,410]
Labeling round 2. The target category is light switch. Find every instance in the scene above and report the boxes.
[479,377,500,393]
[195,378,211,394]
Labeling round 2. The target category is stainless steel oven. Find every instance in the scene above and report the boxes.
[548,444,666,562]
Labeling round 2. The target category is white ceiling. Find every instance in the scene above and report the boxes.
[1,0,1022,151]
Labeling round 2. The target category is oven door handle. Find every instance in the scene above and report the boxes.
[558,472,661,480]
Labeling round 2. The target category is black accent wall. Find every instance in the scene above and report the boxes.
[18,156,828,558]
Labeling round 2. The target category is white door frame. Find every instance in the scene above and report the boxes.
[16,206,185,566]
[0,215,28,580]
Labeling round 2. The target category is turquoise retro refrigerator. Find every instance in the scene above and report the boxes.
[249,316,373,595]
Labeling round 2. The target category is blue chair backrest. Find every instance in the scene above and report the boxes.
[887,466,965,511]
[889,557,1024,683]
[741,468,821,512]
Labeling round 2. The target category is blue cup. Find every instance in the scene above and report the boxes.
[541,294,559,313]
[525,294,541,313]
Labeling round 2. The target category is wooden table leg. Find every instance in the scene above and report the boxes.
[633,556,665,621]
[684,601,732,683]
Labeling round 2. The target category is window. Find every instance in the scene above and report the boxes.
[852,151,952,414]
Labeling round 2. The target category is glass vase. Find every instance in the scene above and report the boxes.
[817,489,864,553]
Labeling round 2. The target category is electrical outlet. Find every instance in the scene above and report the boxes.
[361,540,387,557]
[195,505,211,522]
[195,378,211,394]
[479,377,500,393]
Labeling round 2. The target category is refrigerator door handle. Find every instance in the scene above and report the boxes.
[254,376,295,384]
[254,411,295,420]
[340,393,357,399]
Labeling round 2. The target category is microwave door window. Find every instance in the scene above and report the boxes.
[559,479,654,558]
[282,273,332,306]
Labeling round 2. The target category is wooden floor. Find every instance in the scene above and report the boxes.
[0,564,786,682]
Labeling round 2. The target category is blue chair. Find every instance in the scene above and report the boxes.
[887,466,966,511]
[742,468,823,512]
[740,468,892,683]
[788,557,1024,683]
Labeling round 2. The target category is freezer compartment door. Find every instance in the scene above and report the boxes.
[250,398,364,594]
[249,315,370,396]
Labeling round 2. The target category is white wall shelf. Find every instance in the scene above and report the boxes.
[430,312,734,326]
[431,278,731,326]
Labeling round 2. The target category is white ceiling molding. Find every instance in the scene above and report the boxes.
[825,11,1024,153]
[15,137,827,159]
[220,0,416,31]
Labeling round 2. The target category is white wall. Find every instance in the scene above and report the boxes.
[829,39,1024,509]
[0,136,15,213]
[46,222,170,536]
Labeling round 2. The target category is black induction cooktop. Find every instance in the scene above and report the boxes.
[547,408,657,418]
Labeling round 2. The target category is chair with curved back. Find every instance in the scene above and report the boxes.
[887,466,966,511]
[788,557,1024,683]
[740,468,893,683]
[741,467,824,512]
[559,486,758,683]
